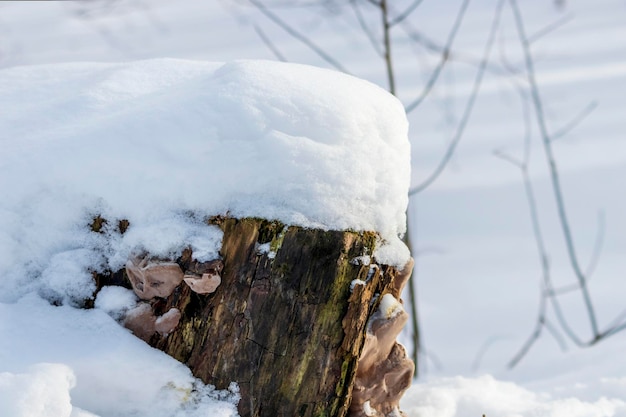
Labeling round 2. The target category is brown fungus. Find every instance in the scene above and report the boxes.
[123,303,181,342]
[125,256,184,300]
[183,259,223,295]
[350,258,415,417]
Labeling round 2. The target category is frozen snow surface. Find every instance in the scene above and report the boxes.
[401,375,626,417]
[1,0,625,416]
[0,295,240,417]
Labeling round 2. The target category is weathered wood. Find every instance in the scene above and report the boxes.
[90,216,407,417]
[144,218,398,417]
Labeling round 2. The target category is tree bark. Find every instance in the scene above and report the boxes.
[98,217,406,417]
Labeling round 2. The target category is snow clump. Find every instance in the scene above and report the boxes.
[0,58,411,304]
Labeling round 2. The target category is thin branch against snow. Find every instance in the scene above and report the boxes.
[493,42,589,366]
[497,0,626,367]
[248,0,351,73]
[408,0,505,195]
[509,0,600,337]
[550,101,598,141]
[527,12,575,44]
[349,0,384,57]
[404,0,472,113]
[388,0,423,27]
[253,24,288,61]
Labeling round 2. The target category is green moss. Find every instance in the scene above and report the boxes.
[335,358,351,396]
[275,263,291,276]
[359,231,378,254]
[257,220,286,244]
[269,225,288,254]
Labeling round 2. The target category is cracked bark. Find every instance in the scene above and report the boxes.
[125,218,405,417]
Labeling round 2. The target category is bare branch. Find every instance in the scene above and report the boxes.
[497,63,586,366]
[404,0,472,113]
[585,210,606,279]
[408,0,504,195]
[493,149,524,169]
[380,0,396,94]
[248,0,351,74]
[551,101,598,141]
[528,12,575,44]
[604,322,626,339]
[601,308,626,338]
[349,0,384,56]
[508,305,544,368]
[544,279,587,347]
[509,0,600,337]
[400,19,507,77]
[543,318,568,351]
[389,0,424,27]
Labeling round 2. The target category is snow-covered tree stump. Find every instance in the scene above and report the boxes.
[98,217,413,417]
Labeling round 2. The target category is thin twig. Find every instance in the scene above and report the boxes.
[551,101,598,141]
[389,0,423,27]
[497,73,584,367]
[601,308,626,337]
[404,0,472,113]
[350,0,384,56]
[248,0,351,73]
[493,149,524,169]
[550,209,607,298]
[400,18,508,77]
[408,0,504,195]
[543,318,568,351]
[585,211,606,278]
[509,0,600,338]
[528,12,575,44]
[605,322,626,338]
[508,299,545,368]
[380,0,396,94]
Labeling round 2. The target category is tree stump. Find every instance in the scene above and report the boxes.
[97,217,411,417]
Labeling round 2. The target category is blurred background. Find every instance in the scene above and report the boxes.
[2,0,625,389]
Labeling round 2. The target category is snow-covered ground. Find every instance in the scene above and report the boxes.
[0,0,625,416]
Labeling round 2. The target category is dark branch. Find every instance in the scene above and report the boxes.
[380,0,396,94]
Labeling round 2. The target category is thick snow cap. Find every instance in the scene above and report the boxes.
[0,59,411,301]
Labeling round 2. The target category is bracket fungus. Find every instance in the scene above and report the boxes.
[123,303,182,342]
[183,259,223,294]
[125,256,184,300]
[350,258,415,417]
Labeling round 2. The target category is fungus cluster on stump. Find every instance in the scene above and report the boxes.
[94,217,413,417]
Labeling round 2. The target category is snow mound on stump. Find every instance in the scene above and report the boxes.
[0,59,410,302]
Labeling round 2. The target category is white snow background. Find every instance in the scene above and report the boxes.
[1,0,625,416]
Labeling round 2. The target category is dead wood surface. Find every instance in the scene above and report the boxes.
[142,218,400,417]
